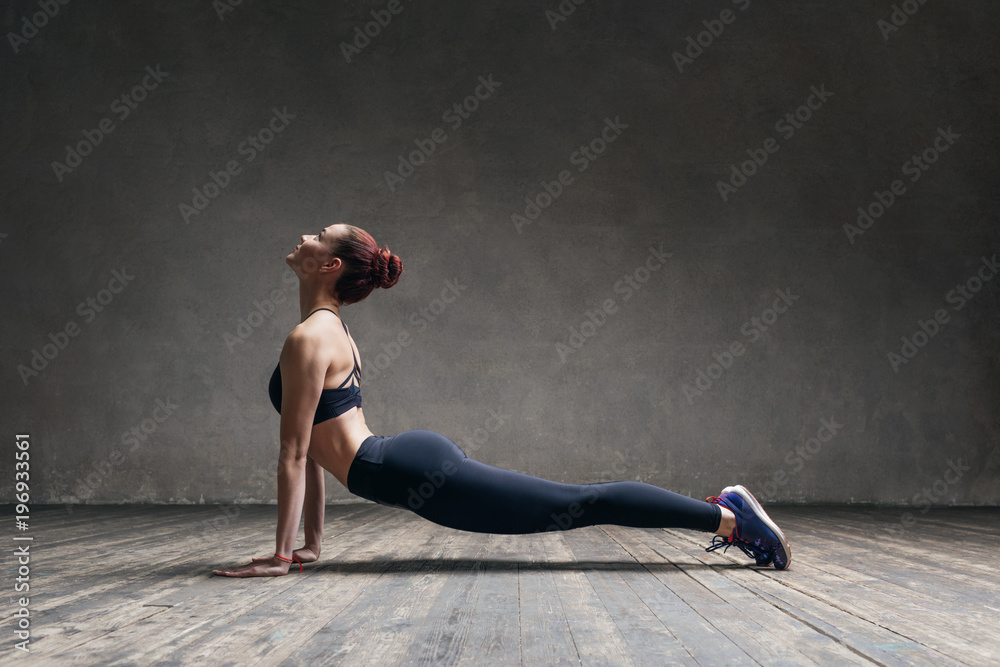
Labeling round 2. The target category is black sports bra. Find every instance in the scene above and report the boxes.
[268,308,362,424]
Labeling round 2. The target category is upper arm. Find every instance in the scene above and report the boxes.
[278,329,326,460]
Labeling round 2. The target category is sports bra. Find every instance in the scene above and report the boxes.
[268,308,362,425]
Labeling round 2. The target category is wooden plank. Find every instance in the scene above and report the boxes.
[536,528,640,666]
[800,509,999,575]
[665,527,999,665]
[516,532,580,666]
[20,504,999,665]
[649,527,958,666]
[452,534,521,665]
[625,526,872,665]
[400,538,494,664]
[590,526,758,666]
[286,516,477,665]
[29,504,385,659]
[36,505,227,549]
[71,507,413,665]
[31,506,281,625]
[28,507,280,657]
[727,567,965,666]
[562,526,700,665]
[763,510,1000,622]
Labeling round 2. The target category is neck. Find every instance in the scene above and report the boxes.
[298,281,341,321]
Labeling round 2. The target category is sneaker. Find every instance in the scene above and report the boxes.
[720,485,772,566]
[705,485,790,569]
[724,484,791,568]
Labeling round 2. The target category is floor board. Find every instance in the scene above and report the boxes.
[11,503,999,666]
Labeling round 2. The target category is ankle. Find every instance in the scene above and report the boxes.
[715,507,736,537]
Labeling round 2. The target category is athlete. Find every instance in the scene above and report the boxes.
[212,224,790,577]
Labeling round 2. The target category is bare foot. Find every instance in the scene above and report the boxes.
[213,556,290,577]
[292,546,320,563]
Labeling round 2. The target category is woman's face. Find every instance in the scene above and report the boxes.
[287,224,339,276]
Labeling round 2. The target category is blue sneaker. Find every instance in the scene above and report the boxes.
[705,485,790,569]
[720,485,773,567]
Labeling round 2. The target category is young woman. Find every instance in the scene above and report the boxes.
[212,225,790,577]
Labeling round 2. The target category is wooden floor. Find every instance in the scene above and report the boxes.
[14,503,1000,666]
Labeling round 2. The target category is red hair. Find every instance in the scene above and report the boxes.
[332,226,403,304]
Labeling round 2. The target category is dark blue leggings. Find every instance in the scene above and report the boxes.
[347,430,721,534]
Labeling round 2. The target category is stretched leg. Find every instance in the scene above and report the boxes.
[373,430,723,535]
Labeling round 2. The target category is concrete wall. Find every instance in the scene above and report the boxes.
[2,0,998,507]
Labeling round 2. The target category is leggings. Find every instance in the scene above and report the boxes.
[346,430,721,534]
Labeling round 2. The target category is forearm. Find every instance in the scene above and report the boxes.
[275,455,307,558]
[303,456,325,549]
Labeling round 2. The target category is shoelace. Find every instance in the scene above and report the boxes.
[705,534,768,561]
[704,494,771,563]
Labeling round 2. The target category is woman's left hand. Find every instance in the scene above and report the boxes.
[213,555,291,577]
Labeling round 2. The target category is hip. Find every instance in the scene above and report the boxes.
[346,429,467,504]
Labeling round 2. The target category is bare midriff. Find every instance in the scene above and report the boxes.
[306,406,374,488]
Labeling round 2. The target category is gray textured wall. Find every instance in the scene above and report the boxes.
[2,1,998,509]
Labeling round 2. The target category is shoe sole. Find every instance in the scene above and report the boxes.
[722,484,791,570]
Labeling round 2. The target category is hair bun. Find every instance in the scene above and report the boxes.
[371,246,403,290]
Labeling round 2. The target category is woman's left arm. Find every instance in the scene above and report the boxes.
[214,329,324,577]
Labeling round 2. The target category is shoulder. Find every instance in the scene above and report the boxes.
[282,319,330,362]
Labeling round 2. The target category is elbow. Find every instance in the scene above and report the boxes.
[278,441,309,466]
[278,453,308,468]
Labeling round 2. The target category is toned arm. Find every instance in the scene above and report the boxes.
[275,329,327,558]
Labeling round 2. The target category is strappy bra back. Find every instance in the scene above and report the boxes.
[267,308,362,424]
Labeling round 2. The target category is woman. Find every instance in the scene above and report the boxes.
[213,225,790,577]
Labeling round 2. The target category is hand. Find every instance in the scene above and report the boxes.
[213,555,291,578]
[251,545,320,564]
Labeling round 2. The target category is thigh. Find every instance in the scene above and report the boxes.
[378,430,589,533]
